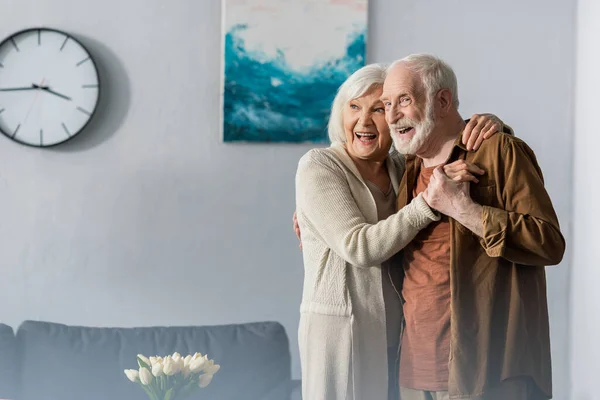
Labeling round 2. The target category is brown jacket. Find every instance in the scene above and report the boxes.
[396,132,566,399]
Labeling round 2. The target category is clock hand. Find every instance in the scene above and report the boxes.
[0,86,38,91]
[32,84,72,101]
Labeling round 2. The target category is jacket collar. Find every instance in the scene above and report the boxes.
[403,131,467,164]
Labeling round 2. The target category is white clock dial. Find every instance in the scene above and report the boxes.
[0,28,100,147]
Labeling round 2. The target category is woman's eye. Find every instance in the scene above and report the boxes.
[350,104,359,110]
[375,108,385,113]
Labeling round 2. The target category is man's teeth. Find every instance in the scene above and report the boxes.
[398,127,412,134]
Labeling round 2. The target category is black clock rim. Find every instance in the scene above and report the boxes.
[0,26,101,148]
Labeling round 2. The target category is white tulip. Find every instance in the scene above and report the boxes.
[139,367,153,385]
[184,354,192,367]
[124,369,139,382]
[203,360,221,375]
[191,352,203,361]
[182,363,192,378]
[163,356,176,376]
[151,361,164,377]
[189,357,207,374]
[198,373,213,388]
[137,354,151,367]
[173,354,184,373]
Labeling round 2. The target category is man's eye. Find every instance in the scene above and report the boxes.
[400,98,411,106]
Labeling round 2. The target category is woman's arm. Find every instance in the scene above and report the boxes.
[295,150,439,266]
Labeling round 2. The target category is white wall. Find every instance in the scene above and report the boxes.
[570,0,600,398]
[0,0,574,394]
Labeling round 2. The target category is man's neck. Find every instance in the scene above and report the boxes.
[418,117,466,168]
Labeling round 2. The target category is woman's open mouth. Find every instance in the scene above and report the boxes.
[355,132,377,143]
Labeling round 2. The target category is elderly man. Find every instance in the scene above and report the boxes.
[381,54,565,400]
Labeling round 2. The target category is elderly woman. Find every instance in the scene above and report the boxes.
[294,63,505,400]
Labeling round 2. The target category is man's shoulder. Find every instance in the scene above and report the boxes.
[473,132,531,156]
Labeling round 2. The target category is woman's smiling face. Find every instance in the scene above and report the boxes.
[343,85,392,162]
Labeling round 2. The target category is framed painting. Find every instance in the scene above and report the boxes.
[221,0,368,143]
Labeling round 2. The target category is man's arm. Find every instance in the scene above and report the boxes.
[424,139,565,266]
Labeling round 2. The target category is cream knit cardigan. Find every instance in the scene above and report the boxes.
[295,143,439,400]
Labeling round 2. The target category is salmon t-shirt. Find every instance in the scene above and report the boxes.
[399,165,451,391]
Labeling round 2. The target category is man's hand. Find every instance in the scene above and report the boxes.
[422,166,484,237]
[463,113,504,151]
[293,211,302,250]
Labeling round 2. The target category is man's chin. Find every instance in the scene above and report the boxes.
[392,138,417,154]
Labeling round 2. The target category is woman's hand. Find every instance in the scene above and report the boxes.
[443,160,485,184]
[293,211,302,250]
[463,113,504,151]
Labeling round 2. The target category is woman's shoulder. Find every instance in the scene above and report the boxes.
[298,146,347,171]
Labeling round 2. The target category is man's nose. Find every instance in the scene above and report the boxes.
[386,106,403,124]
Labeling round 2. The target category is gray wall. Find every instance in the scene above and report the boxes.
[570,0,598,399]
[0,0,574,396]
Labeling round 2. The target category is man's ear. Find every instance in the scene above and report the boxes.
[437,89,454,116]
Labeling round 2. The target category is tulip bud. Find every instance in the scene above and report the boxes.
[152,361,164,377]
[203,360,221,375]
[182,364,192,378]
[198,373,213,388]
[124,369,139,383]
[137,354,151,368]
[175,358,184,373]
[189,357,207,374]
[184,354,192,367]
[139,367,153,385]
[163,356,176,376]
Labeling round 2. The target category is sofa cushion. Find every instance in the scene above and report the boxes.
[17,320,292,400]
[0,323,17,399]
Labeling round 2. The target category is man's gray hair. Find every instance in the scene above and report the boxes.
[388,54,460,109]
[328,63,388,145]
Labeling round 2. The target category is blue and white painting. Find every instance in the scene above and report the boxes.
[221,0,368,143]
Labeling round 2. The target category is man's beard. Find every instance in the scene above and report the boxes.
[389,101,436,155]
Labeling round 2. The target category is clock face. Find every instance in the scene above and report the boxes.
[0,28,100,147]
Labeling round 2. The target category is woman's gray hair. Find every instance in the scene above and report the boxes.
[327,63,388,145]
[388,54,459,108]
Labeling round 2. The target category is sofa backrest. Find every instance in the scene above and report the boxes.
[16,320,292,400]
[0,323,17,399]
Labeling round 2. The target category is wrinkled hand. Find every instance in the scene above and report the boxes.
[422,166,472,219]
[443,160,485,184]
[462,113,504,151]
[293,211,302,250]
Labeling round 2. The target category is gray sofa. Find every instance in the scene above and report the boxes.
[0,320,300,400]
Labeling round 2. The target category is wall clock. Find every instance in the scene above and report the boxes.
[0,27,100,147]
